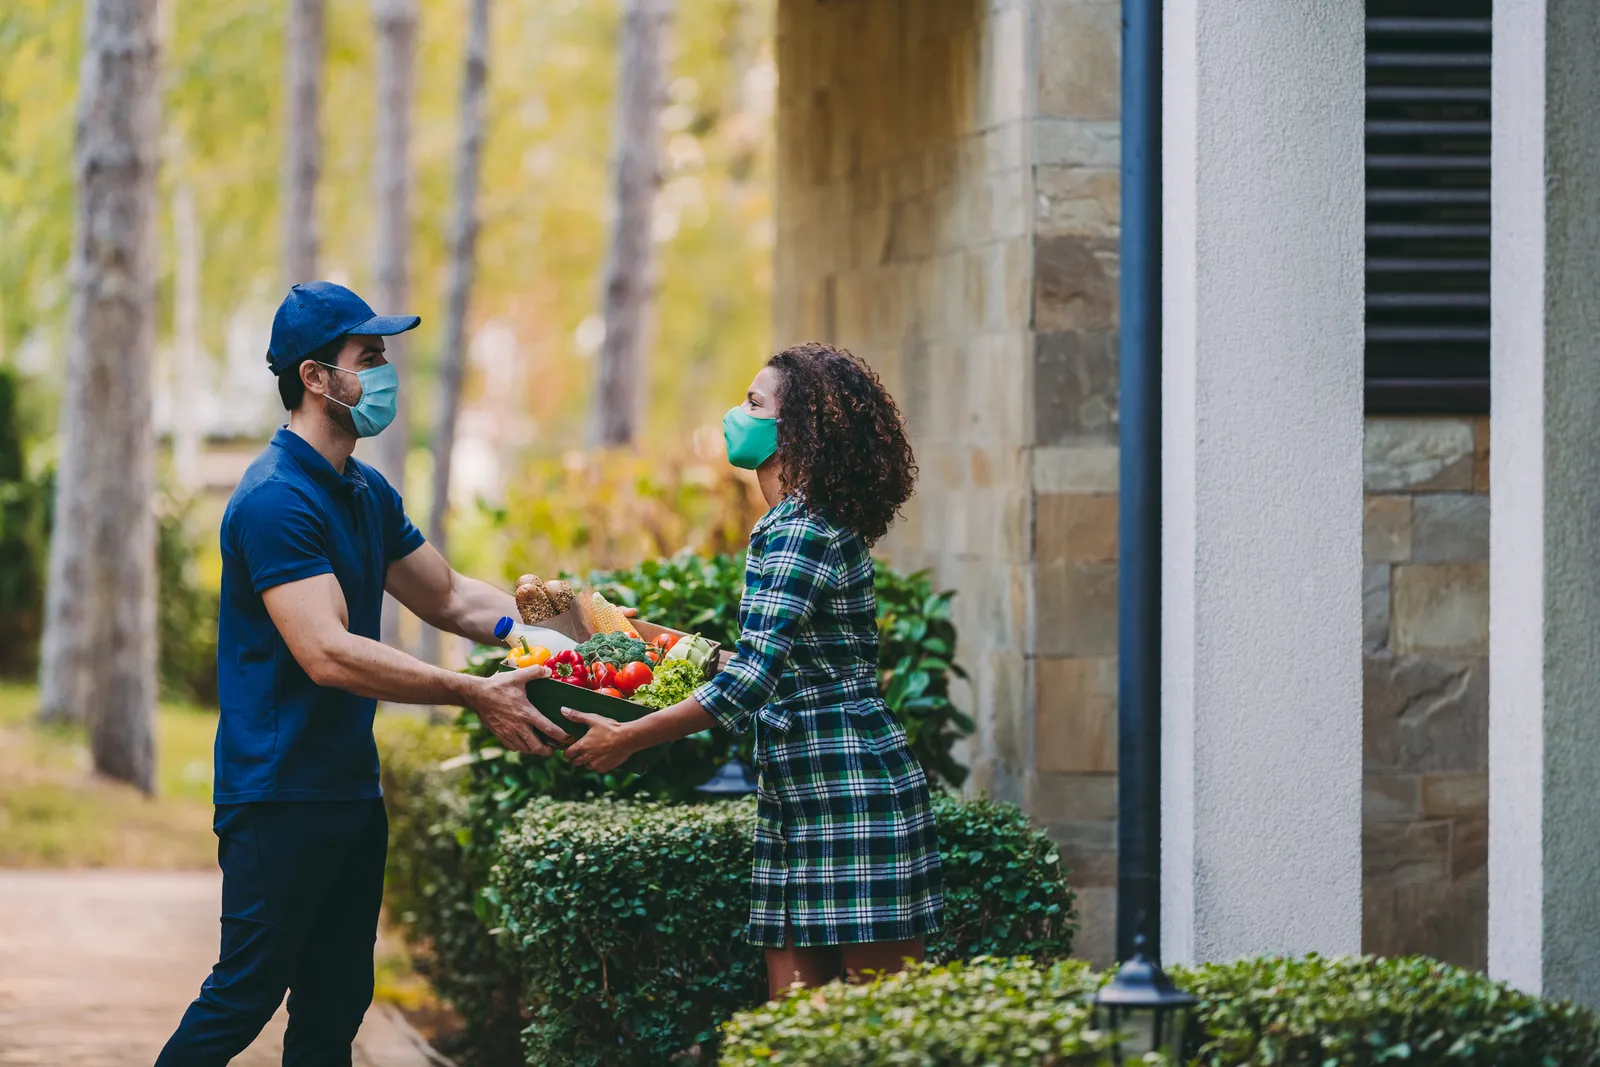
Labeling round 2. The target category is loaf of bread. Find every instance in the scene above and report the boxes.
[515,575,556,624]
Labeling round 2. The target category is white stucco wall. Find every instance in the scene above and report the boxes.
[1160,0,1365,963]
[1489,0,1600,1006]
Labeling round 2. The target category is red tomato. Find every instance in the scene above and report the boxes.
[615,661,653,695]
[652,633,678,653]
[597,687,624,699]
[591,662,618,690]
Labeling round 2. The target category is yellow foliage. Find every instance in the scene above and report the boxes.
[497,432,768,581]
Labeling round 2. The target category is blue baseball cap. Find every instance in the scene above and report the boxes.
[266,281,421,375]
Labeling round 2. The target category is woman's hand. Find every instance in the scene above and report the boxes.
[560,709,639,773]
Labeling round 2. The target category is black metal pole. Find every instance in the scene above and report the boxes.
[1116,0,1162,964]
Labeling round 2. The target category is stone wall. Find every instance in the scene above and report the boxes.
[773,0,1122,965]
[1363,416,1490,968]
[774,0,1486,970]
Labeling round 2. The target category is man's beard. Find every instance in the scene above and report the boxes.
[323,379,360,436]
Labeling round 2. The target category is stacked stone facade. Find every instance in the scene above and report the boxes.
[1364,417,1489,968]
[774,0,1483,968]
[774,0,1122,964]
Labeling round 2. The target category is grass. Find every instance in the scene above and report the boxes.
[0,681,219,868]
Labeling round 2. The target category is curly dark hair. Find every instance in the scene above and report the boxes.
[767,342,917,545]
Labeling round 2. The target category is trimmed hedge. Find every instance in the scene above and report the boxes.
[487,792,1075,1067]
[1179,954,1600,1067]
[377,715,525,1067]
[720,954,1600,1067]
[719,957,1110,1067]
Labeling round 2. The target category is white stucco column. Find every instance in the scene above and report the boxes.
[1489,0,1600,1007]
[1160,0,1365,962]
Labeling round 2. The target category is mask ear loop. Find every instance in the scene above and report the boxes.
[310,361,360,410]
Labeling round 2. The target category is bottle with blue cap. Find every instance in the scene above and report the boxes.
[494,615,578,666]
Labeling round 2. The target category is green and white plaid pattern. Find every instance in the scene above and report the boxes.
[695,497,943,948]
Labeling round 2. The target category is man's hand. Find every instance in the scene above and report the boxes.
[463,666,570,756]
[560,709,641,773]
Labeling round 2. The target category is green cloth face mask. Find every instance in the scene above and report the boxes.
[723,406,779,470]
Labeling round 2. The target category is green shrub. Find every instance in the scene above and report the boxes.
[718,957,1110,1067]
[0,362,216,695]
[0,368,50,678]
[1179,954,1600,1067]
[927,794,1078,963]
[592,553,976,787]
[488,791,1076,1067]
[156,494,219,704]
[377,715,527,1067]
[720,953,1600,1067]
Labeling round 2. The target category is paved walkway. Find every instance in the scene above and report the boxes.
[0,870,446,1066]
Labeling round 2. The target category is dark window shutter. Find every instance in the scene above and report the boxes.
[1365,2,1491,414]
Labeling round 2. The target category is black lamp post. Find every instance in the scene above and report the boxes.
[694,749,758,798]
[1093,932,1197,1064]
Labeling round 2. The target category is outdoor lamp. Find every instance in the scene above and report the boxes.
[694,750,758,797]
[1093,933,1197,1064]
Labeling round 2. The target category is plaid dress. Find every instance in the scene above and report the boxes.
[693,497,944,948]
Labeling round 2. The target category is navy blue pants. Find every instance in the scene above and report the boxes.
[156,798,388,1067]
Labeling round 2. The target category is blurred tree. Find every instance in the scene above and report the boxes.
[372,0,416,649]
[2,0,777,576]
[37,0,162,794]
[592,0,673,447]
[283,0,321,284]
[420,0,490,665]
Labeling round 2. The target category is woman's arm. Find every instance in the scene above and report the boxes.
[561,695,714,772]
[564,511,841,772]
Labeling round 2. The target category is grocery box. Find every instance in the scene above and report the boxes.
[523,678,667,771]
[515,584,728,767]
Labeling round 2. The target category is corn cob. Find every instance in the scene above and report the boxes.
[515,575,556,624]
[590,590,639,637]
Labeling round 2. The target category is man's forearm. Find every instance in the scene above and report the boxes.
[441,573,519,646]
[314,631,482,706]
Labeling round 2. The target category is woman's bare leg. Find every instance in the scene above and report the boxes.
[839,936,925,983]
[765,931,842,999]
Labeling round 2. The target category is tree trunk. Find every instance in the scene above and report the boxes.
[419,0,491,666]
[372,0,416,650]
[37,0,162,795]
[591,0,673,448]
[283,0,322,286]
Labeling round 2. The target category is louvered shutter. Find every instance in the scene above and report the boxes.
[1366,3,1491,414]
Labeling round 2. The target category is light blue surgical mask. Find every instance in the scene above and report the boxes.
[317,361,399,438]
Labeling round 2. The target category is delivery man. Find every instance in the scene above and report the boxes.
[156,282,564,1065]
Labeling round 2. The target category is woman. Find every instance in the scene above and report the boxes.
[561,341,943,997]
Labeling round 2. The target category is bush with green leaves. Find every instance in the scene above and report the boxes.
[377,715,526,1067]
[0,367,50,678]
[487,791,1076,1067]
[721,953,1600,1067]
[591,552,976,786]
[156,494,219,704]
[719,957,1111,1067]
[1178,953,1600,1067]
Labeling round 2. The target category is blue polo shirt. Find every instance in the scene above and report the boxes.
[214,428,425,803]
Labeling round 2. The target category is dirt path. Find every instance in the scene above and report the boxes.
[0,869,446,1066]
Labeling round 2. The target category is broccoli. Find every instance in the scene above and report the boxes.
[575,631,650,668]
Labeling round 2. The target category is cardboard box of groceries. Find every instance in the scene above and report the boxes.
[508,575,726,757]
